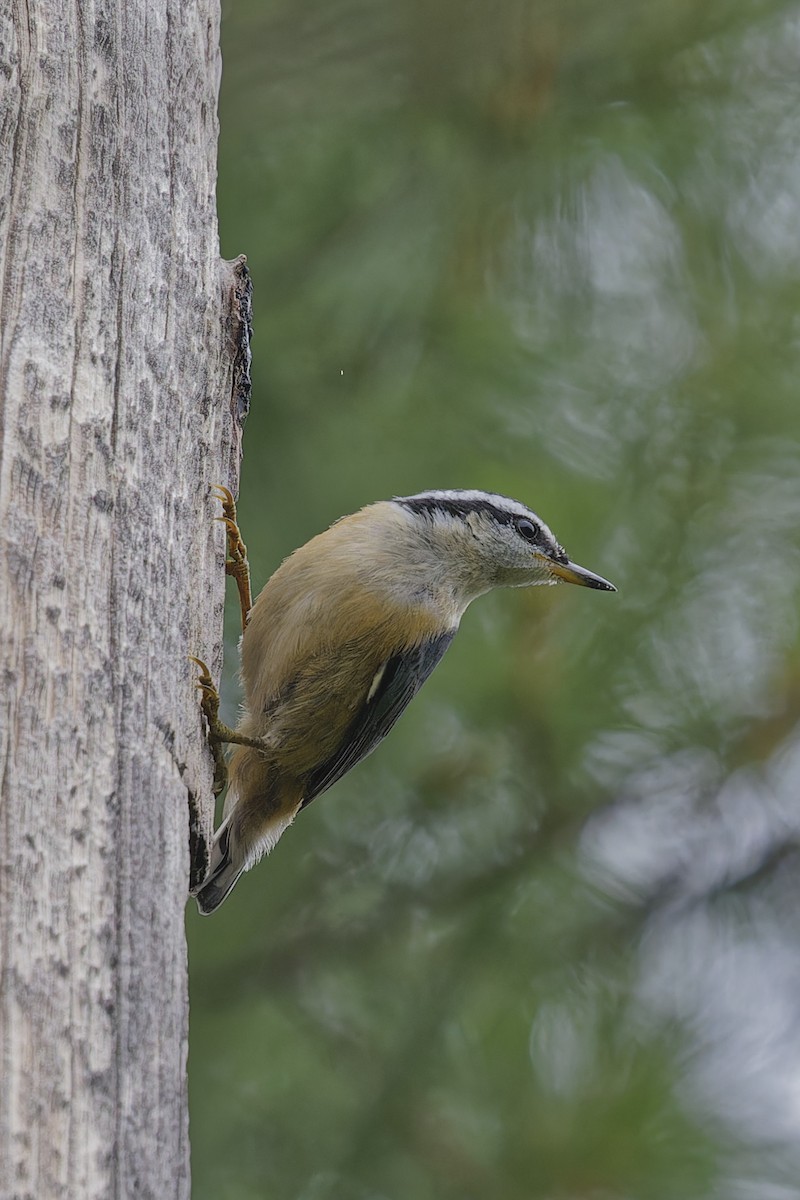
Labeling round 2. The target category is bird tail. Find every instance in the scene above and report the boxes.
[192,750,304,915]
[192,819,244,916]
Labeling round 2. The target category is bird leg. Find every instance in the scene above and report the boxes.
[189,657,270,797]
[190,487,255,797]
[212,483,252,633]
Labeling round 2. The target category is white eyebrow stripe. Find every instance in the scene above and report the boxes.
[395,489,559,544]
[401,489,527,514]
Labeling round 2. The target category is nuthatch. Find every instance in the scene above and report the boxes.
[191,489,615,914]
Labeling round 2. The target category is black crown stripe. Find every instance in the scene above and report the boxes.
[396,494,568,561]
[398,494,516,528]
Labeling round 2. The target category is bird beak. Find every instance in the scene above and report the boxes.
[546,558,616,592]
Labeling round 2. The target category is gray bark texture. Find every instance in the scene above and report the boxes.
[0,2,246,1197]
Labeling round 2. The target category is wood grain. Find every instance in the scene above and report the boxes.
[0,2,244,1195]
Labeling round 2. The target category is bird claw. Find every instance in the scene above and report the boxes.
[192,484,254,798]
[189,655,220,719]
[189,656,229,797]
[210,484,252,631]
[211,483,235,506]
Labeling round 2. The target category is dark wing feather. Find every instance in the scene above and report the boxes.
[300,630,456,809]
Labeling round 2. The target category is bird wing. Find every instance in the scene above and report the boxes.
[299,629,456,809]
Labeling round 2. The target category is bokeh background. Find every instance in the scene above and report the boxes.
[187,2,800,1196]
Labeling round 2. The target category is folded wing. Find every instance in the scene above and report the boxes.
[300,629,456,808]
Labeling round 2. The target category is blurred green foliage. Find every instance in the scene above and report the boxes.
[188,2,800,1196]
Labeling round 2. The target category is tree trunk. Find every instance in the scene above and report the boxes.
[0,3,246,1196]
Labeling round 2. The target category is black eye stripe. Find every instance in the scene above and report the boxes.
[396,494,569,562]
[514,517,567,559]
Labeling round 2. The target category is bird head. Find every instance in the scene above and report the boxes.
[393,489,615,605]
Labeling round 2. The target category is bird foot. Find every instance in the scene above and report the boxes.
[212,484,252,632]
[189,656,233,797]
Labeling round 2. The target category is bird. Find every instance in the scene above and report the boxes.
[191,488,615,914]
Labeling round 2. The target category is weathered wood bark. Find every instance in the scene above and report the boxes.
[0,2,245,1197]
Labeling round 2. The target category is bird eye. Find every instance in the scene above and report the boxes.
[515,517,540,543]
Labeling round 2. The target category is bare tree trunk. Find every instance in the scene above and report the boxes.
[0,2,245,1196]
